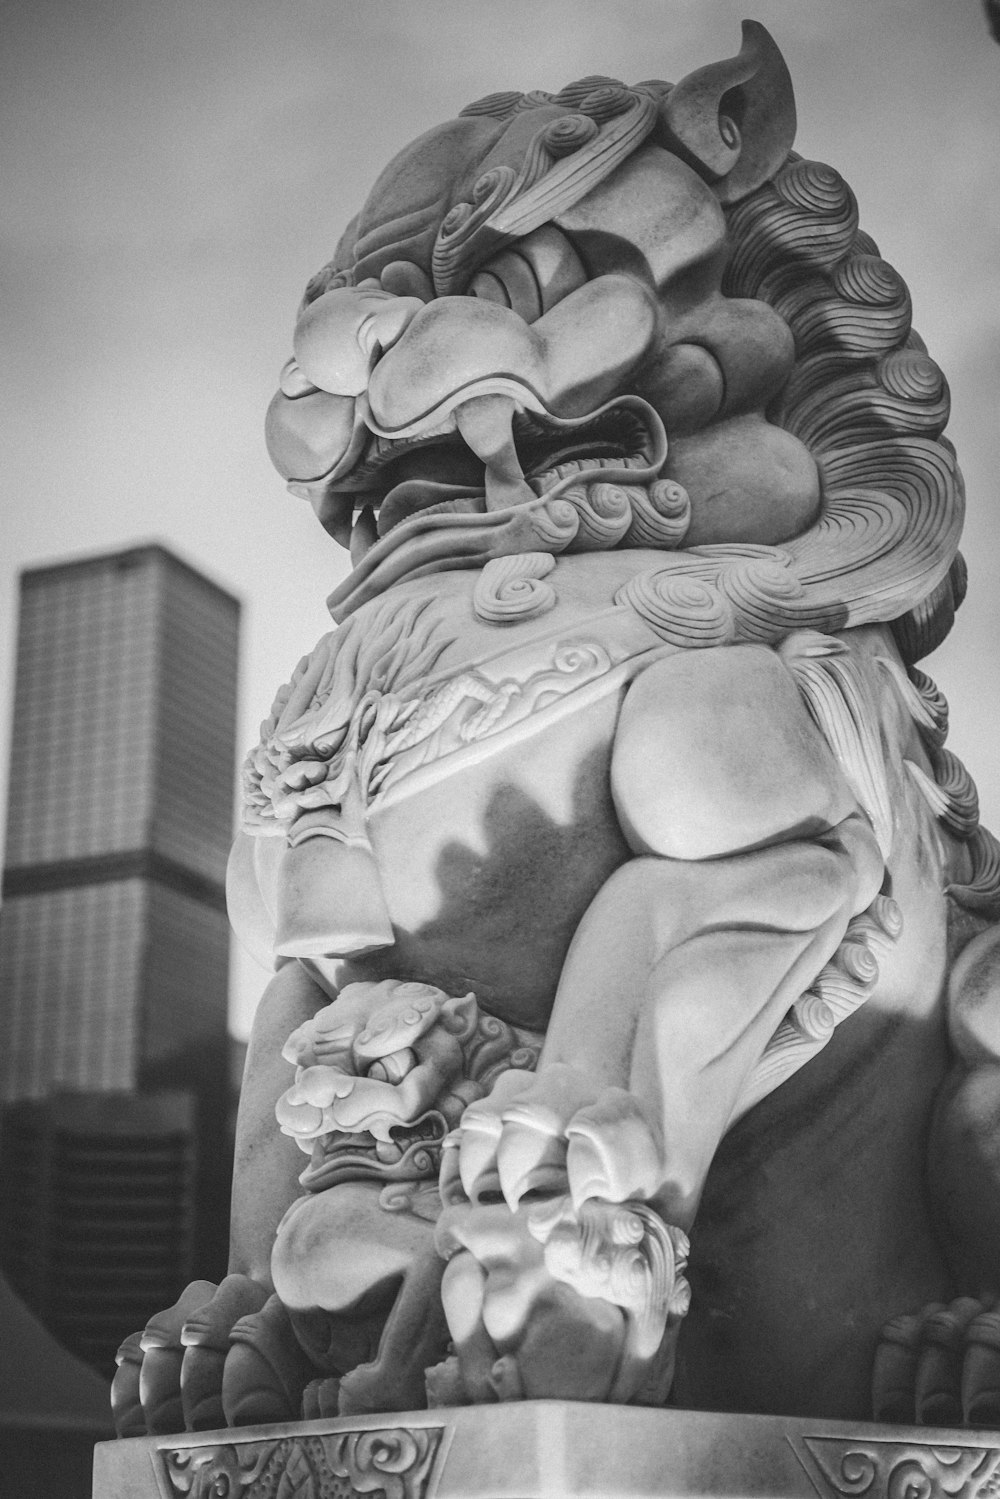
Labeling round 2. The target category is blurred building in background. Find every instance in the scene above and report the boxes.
[0,544,240,1378]
[0,1092,196,1378]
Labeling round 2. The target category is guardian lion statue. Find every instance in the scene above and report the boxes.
[114,22,1000,1436]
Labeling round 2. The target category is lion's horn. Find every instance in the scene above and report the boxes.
[658,20,796,204]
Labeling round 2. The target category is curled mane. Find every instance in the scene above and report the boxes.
[721,154,1000,914]
[723,153,965,665]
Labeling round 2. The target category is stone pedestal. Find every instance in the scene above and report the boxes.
[93,1403,1000,1498]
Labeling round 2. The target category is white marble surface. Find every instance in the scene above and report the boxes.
[94,1402,1000,1499]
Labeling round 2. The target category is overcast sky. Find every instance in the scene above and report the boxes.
[3,0,999,1040]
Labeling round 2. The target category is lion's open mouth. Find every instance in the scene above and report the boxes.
[326,398,663,549]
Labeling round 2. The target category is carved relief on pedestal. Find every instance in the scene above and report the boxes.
[160,1426,443,1499]
[795,1436,1000,1499]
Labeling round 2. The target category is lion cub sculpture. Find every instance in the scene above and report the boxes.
[114,22,1000,1435]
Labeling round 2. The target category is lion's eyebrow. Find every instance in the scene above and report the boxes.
[352,199,451,276]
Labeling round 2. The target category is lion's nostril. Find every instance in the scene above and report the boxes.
[279,358,319,399]
[359,296,425,362]
[293,286,421,398]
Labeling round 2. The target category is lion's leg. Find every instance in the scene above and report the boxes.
[542,814,882,1228]
[486,642,884,1227]
[433,824,881,1407]
[872,922,1000,1427]
[113,959,330,1435]
[436,646,884,1402]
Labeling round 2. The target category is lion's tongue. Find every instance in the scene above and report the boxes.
[376,480,486,537]
[455,394,538,512]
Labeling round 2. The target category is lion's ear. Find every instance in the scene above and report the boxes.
[441,990,478,1040]
[657,21,796,204]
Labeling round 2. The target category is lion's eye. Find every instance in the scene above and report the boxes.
[467,225,588,323]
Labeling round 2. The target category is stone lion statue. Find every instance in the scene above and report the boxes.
[114,22,1000,1436]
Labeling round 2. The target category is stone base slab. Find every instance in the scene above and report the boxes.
[93,1402,1000,1499]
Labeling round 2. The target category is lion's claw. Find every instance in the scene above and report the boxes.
[222,1294,315,1427]
[444,1065,664,1212]
[137,1280,218,1435]
[566,1088,663,1207]
[432,1065,688,1405]
[179,1275,271,1430]
[111,1275,303,1436]
[873,1295,1000,1426]
[110,1330,146,1438]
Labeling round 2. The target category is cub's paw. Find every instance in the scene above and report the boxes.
[873,1296,1000,1426]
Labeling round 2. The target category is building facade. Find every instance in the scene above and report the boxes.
[0,545,239,1104]
[0,1092,197,1378]
[0,545,240,1366]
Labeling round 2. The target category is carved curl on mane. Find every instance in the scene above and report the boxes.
[723,153,965,664]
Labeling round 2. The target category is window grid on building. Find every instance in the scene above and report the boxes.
[1,543,239,1103]
[0,546,240,1372]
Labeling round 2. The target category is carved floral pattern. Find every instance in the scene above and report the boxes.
[241,595,452,830]
[160,1426,442,1499]
[472,551,557,623]
[243,619,614,831]
[798,1436,1000,1499]
[729,891,902,1125]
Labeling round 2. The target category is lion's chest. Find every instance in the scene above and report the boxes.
[294,558,667,1026]
[353,682,633,1029]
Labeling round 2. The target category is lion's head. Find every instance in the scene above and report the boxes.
[265,20,962,663]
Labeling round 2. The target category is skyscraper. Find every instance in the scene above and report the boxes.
[0,544,239,1103]
[0,544,241,1363]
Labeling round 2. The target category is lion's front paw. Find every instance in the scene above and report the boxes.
[429,1066,689,1407]
[439,1062,664,1211]
[110,1276,313,1436]
[873,1296,1000,1427]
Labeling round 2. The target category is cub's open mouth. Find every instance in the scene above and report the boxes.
[299,1110,447,1193]
[320,396,666,549]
